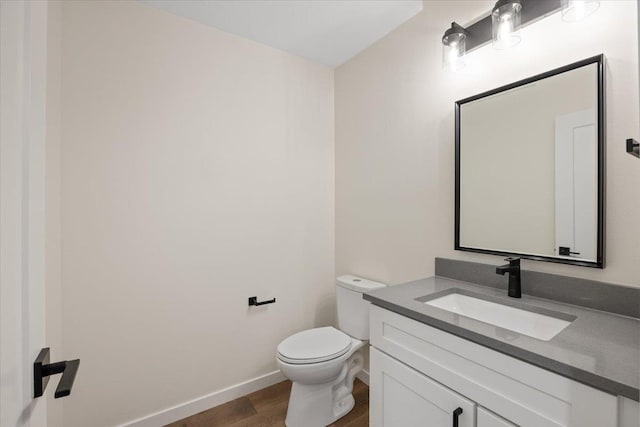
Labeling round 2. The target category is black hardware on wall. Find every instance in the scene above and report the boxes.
[248,296,276,306]
[34,348,80,399]
[627,138,639,158]
[452,407,463,427]
[559,246,580,256]
[454,0,562,52]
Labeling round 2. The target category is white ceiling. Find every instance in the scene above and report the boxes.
[140,0,423,67]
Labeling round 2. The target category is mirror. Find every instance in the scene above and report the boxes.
[455,55,605,268]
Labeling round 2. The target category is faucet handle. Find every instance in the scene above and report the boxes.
[505,257,520,266]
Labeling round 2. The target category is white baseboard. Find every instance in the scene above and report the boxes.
[356,369,369,386]
[119,370,286,427]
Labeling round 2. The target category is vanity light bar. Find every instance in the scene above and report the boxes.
[442,0,600,70]
[453,0,560,53]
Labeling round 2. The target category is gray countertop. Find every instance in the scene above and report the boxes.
[364,276,640,401]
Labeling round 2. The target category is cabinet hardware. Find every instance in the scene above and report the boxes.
[452,407,463,427]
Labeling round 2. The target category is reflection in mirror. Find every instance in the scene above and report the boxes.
[455,56,604,268]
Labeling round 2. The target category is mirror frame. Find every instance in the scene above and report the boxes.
[454,54,605,268]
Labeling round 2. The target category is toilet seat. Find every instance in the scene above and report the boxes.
[277,327,351,365]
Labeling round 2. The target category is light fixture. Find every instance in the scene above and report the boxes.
[442,23,467,72]
[441,0,602,72]
[492,0,522,50]
[561,0,600,22]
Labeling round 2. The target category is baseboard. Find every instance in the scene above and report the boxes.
[119,370,286,427]
[356,369,369,386]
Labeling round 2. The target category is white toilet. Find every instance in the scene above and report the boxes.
[276,275,386,427]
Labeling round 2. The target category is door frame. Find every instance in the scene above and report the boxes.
[0,1,49,426]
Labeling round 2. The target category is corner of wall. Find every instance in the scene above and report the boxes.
[45,1,63,426]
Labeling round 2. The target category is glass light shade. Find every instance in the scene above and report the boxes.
[561,0,600,22]
[492,1,522,50]
[442,28,466,72]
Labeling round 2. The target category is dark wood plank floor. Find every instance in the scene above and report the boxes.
[166,379,369,427]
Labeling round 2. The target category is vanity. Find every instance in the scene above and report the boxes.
[364,273,640,427]
[362,54,640,426]
[364,51,640,427]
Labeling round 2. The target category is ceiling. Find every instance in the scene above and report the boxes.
[140,0,423,67]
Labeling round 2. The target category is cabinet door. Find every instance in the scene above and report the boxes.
[370,347,475,427]
[478,407,517,427]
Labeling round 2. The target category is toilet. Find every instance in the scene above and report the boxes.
[276,275,386,427]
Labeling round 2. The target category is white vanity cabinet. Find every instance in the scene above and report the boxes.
[370,348,475,427]
[477,408,517,427]
[369,305,620,427]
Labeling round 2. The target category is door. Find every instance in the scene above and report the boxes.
[554,109,598,261]
[0,1,49,426]
[478,407,517,427]
[370,348,475,427]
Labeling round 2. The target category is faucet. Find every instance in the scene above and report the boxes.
[496,257,521,298]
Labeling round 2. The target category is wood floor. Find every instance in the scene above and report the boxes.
[166,379,369,427]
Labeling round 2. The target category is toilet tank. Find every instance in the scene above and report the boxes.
[336,275,386,340]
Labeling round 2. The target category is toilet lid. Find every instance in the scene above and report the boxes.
[277,327,351,365]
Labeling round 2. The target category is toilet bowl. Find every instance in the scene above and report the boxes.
[276,275,386,427]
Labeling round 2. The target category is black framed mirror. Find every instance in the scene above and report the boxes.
[455,55,605,268]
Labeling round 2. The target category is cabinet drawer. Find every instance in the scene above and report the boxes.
[370,347,475,427]
[478,407,517,427]
[370,305,617,427]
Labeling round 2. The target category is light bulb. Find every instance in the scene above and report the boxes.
[561,0,600,22]
[442,23,467,72]
[492,0,522,50]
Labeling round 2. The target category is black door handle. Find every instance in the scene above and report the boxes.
[559,246,580,256]
[452,407,463,427]
[34,348,80,398]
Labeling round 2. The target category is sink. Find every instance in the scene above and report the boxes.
[423,292,573,341]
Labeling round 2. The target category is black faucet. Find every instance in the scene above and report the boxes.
[496,257,521,298]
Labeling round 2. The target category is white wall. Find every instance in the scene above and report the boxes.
[336,0,640,287]
[46,1,63,426]
[54,2,334,426]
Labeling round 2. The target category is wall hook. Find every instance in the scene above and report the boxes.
[627,138,639,158]
[248,296,276,306]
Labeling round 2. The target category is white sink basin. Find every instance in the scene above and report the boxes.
[424,292,573,341]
